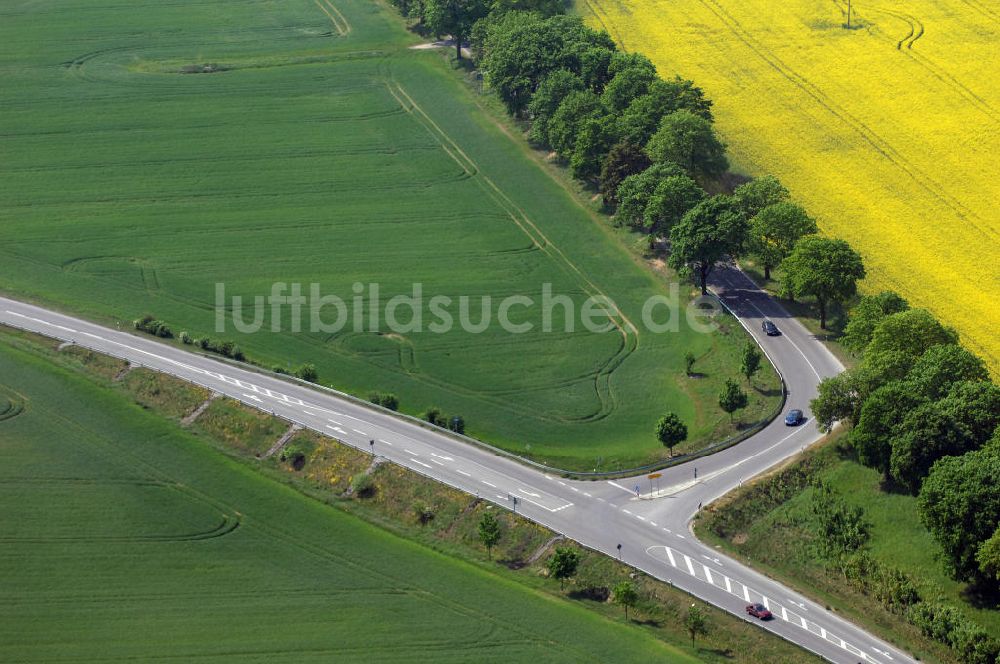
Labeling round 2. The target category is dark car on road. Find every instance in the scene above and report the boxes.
[785,409,804,426]
[746,603,773,620]
[762,320,780,336]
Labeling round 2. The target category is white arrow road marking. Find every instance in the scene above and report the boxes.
[873,647,893,660]
[456,469,471,477]
[430,453,453,461]
[411,458,432,469]
[788,599,807,611]
[517,488,540,498]
[243,394,262,403]
[482,480,497,488]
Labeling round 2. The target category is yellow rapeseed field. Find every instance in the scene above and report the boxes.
[582,0,1000,372]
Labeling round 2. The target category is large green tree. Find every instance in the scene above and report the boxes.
[527,69,584,147]
[850,381,926,480]
[614,162,684,229]
[904,343,988,400]
[599,141,650,208]
[732,175,788,222]
[547,546,582,590]
[617,77,714,145]
[612,580,638,620]
[643,172,705,235]
[718,378,748,421]
[645,110,728,181]
[478,14,613,114]
[668,195,747,294]
[781,236,865,329]
[811,374,860,432]
[570,114,618,181]
[977,527,1000,581]
[477,510,502,559]
[655,412,688,456]
[841,291,909,353]
[600,63,657,112]
[866,308,958,360]
[919,446,1000,583]
[548,90,604,159]
[889,381,1000,493]
[740,341,762,384]
[748,202,817,280]
[425,0,488,59]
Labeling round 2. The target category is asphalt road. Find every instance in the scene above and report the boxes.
[0,269,916,664]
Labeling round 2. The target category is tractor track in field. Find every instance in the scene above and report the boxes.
[313,0,351,36]
[833,0,1000,127]
[957,0,1000,26]
[695,0,998,243]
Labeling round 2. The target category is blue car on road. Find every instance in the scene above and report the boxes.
[785,409,804,426]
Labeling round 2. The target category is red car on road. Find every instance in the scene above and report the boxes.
[746,603,773,620]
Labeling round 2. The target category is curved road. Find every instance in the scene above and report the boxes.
[0,269,914,664]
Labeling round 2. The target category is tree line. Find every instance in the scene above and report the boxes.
[812,293,1000,635]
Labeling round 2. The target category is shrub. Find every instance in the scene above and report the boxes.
[296,363,319,383]
[133,315,172,338]
[809,481,869,557]
[904,601,1000,663]
[412,501,435,525]
[423,407,447,427]
[684,351,696,375]
[179,331,192,344]
[280,445,306,471]
[705,450,832,541]
[351,473,375,498]
[369,392,399,411]
[839,552,920,614]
